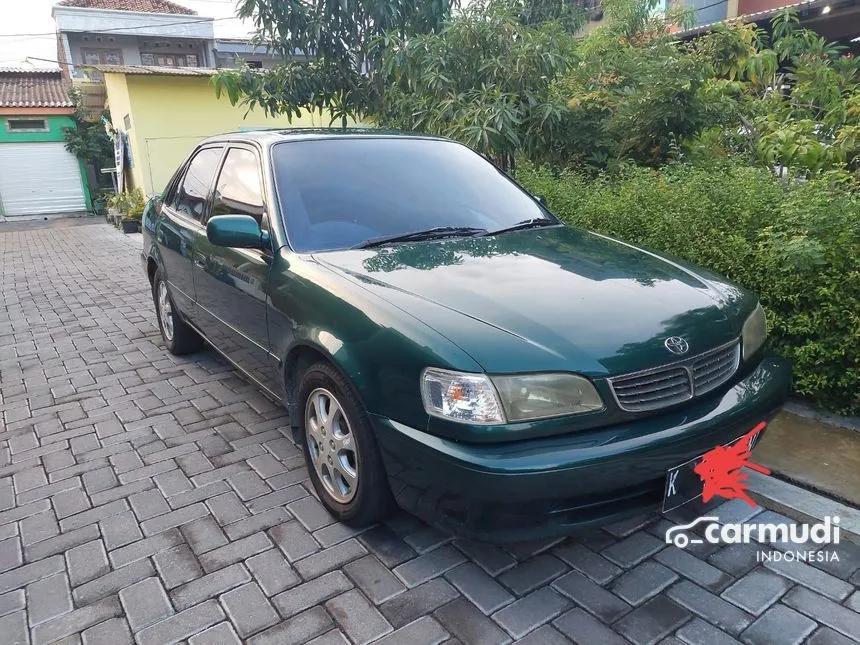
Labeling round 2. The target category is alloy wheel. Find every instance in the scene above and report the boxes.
[305,387,359,503]
[157,281,174,342]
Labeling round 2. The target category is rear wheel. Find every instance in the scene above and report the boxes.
[152,267,202,355]
[299,362,391,525]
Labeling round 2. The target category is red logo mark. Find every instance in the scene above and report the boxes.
[693,422,771,507]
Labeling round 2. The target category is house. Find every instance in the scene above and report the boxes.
[97,66,329,195]
[53,0,217,80]
[50,0,296,119]
[0,68,91,219]
[52,0,296,77]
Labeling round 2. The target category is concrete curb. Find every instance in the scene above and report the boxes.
[747,469,860,545]
[783,400,860,433]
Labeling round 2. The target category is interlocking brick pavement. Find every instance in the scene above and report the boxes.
[1,219,858,644]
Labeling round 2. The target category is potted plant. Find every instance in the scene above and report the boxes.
[121,189,145,234]
[106,192,123,224]
[92,189,111,219]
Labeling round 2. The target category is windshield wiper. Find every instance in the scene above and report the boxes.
[356,226,488,249]
[489,218,559,236]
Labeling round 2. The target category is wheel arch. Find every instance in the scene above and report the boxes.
[146,255,159,286]
[282,336,368,431]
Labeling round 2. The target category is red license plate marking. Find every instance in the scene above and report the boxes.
[662,423,766,512]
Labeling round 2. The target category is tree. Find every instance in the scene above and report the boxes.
[686,10,860,177]
[376,0,579,170]
[549,0,708,170]
[62,88,114,173]
[214,0,459,124]
[375,0,713,171]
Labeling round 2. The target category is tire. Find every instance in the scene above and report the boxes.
[152,267,203,356]
[299,361,391,526]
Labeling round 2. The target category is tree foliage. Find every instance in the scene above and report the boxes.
[376,0,580,168]
[685,11,860,177]
[373,0,708,169]
[214,0,459,124]
[62,88,114,170]
[546,0,707,168]
[213,0,585,135]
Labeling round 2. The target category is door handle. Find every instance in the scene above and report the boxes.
[193,254,206,269]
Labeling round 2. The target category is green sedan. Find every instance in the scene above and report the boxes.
[142,129,790,542]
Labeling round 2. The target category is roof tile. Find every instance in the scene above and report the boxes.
[0,69,75,108]
[92,64,216,76]
[57,0,196,15]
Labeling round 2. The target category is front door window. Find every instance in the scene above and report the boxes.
[210,148,266,228]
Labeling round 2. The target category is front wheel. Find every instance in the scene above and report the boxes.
[299,362,391,526]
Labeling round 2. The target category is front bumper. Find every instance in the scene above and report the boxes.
[373,354,791,542]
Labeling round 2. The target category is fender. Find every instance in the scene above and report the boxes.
[279,331,370,416]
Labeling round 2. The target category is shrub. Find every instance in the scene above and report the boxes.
[106,189,146,221]
[518,161,860,414]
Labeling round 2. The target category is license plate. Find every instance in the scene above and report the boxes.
[662,424,765,512]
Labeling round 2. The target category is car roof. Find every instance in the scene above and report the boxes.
[199,127,450,147]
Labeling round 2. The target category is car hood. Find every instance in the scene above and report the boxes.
[314,226,754,376]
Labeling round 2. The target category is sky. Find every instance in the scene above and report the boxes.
[0,0,253,67]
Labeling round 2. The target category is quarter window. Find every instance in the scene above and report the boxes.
[211,148,265,227]
[169,147,222,221]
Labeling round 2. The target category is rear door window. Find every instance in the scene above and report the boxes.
[168,147,223,222]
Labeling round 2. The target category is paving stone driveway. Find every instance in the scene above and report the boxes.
[1,220,858,645]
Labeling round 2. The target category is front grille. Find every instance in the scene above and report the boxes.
[692,342,741,395]
[609,340,741,412]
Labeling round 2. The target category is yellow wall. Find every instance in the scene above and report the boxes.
[104,73,325,195]
[103,73,141,192]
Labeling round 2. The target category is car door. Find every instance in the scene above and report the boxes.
[157,146,224,316]
[192,145,277,391]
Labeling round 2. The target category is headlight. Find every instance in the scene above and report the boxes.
[492,373,604,421]
[420,368,603,424]
[742,303,767,360]
[421,368,505,424]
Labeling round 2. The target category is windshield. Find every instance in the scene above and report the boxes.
[272,137,552,252]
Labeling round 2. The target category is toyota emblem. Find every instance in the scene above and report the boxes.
[664,336,689,355]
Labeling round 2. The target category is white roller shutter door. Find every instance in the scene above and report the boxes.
[0,142,87,217]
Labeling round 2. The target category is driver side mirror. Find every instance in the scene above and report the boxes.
[534,194,546,205]
[207,215,270,249]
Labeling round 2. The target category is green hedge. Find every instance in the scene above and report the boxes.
[518,162,860,415]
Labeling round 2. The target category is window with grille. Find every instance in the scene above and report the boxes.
[6,119,49,133]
